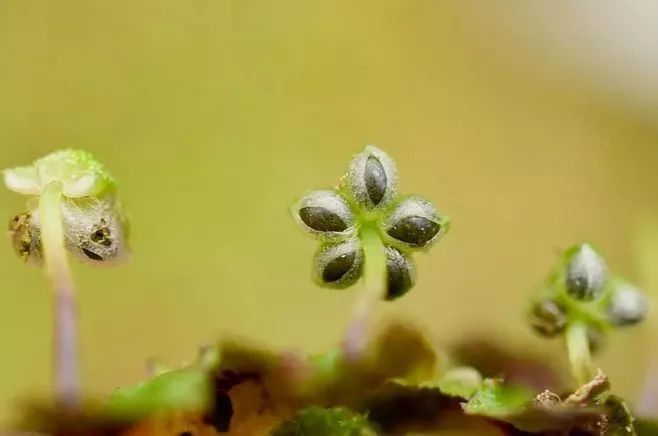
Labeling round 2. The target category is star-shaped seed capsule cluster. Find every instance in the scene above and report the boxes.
[292,145,449,300]
[530,243,649,346]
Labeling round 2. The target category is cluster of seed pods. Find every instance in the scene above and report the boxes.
[292,146,449,300]
[5,149,129,265]
[530,243,649,350]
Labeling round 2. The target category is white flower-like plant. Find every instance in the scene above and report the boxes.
[4,149,129,408]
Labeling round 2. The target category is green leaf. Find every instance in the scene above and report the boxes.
[106,366,213,418]
[635,418,658,436]
[270,407,377,436]
[105,347,219,418]
[603,395,636,436]
[462,379,533,417]
[433,366,483,399]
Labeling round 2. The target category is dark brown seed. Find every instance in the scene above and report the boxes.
[530,300,567,337]
[300,206,348,232]
[322,251,356,283]
[91,224,113,247]
[365,155,387,206]
[385,248,413,300]
[387,216,440,246]
[82,248,104,261]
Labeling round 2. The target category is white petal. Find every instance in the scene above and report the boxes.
[63,173,98,198]
[3,167,41,195]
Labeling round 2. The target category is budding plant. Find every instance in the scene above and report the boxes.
[3,150,128,408]
[4,147,656,435]
[529,243,649,386]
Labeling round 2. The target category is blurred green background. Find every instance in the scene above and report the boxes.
[1,0,657,425]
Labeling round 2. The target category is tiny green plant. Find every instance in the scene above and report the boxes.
[3,149,129,409]
[291,145,450,356]
[529,243,649,384]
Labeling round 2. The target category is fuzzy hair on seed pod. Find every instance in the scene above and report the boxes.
[346,145,398,210]
[60,196,129,264]
[384,245,415,300]
[383,196,446,249]
[564,244,608,301]
[313,239,364,289]
[293,190,356,241]
[9,212,42,265]
[606,282,649,327]
[529,299,568,337]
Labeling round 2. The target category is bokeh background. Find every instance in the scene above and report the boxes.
[1,0,657,425]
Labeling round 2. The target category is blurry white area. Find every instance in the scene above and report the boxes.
[467,1,658,119]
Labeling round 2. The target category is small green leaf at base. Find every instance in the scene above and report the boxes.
[434,367,483,399]
[270,407,377,436]
[462,379,533,417]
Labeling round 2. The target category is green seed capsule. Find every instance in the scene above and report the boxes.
[313,239,364,288]
[364,155,387,205]
[529,299,568,337]
[606,283,648,327]
[384,246,415,300]
[294,190,355,240]
[565,244,607,301]
[346,145,398,210]
[384,196,444,248]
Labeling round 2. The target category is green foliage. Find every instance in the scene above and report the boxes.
[106,367,213,419]
[270,407,376,436]
[462,378,533,417]
[432,367,483,399]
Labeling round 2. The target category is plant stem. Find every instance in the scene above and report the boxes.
[565,321,593,386]
[344,225,386,361]
[39,182,78,409]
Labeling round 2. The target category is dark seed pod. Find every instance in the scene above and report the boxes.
[313,239,364,289]
[606,283,648,327]
[8,212,42,264]
[8,198,128,265]
[529,299,568,337]
[384,196,445,249]
[565,244,607,301]
[294,190,355,241]
[384,246,415,300]
[346,145,397,210]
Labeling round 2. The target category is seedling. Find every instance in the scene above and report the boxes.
[3,149,128,408]
[529,243,649,385]
[291,145,450,356]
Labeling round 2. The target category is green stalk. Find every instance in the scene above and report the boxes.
[344,225,386,361]
[39,182,79,408]
[565,321,593,386]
